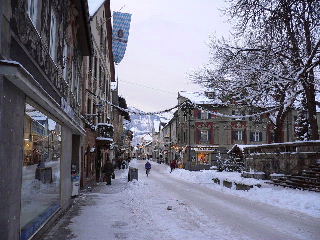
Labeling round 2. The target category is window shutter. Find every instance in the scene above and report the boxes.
[232,131,236,141]
[194,109,198,118]
[250,132,254,142]
[195,128,200,144]
[208,113,211,119]
[259,132,263,142]
[209,128,214,144]
[198,110,201,119]
[243,130,247,143]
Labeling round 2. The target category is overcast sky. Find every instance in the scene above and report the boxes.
[110,0,232,112]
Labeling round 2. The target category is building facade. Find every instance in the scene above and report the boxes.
[0,0,92,239]
[81,0,115,188]
[157,91,298,170]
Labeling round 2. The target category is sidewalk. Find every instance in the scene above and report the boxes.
[42,169,129,240]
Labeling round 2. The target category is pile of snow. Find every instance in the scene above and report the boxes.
[170,168,320,217]
[172,169,264,185]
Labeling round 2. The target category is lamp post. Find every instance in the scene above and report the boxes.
[181,101,194,165]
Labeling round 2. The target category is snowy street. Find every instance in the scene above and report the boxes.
[43,160,320,240]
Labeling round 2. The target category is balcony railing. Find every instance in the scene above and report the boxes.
[96,123,114,145]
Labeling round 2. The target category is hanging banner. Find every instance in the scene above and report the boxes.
[112,12,132,64]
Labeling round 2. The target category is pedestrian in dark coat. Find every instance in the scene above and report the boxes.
[170,160,177,173]
[102,161,114,185]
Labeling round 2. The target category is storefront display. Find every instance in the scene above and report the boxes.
[20,103,61,239]
[197,153,210,164]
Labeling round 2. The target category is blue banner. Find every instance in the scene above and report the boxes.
[112,12,132,64]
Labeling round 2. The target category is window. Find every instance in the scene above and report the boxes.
[100,25,103,43]
[251,131,262,142]
[200,130,209,142]
[49,9,58,62]
[201,111,208,120]
[104,37,107,56]
[21,103,61,238]
[183,114,188,122]
[94,57,98,80]
[87,99,91,114]
[99,63,102,88]
[207,92,214,99]
[197,153,209,164]
[63,41,68,82]
[234,130,243,141]
[27,0,38,27]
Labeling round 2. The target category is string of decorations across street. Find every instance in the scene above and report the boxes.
[86,89,280,118]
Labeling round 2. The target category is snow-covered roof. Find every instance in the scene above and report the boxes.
[87,0,105,16]
[179,91,222,105]
[227,144,258,154]
[229,140,320,154]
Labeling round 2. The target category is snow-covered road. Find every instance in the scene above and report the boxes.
[44,160,320,240]
[149,162,319,240]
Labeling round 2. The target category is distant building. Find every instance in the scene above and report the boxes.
[158,91,299,170]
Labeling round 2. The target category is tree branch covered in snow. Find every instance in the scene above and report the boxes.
[191,0,320,141]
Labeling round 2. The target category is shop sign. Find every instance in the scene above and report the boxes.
[61,97,76,120]
[191,146,218,152]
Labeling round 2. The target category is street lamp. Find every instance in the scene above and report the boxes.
[181,101,194,164]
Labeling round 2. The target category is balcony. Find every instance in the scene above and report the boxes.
[96,123,114,147]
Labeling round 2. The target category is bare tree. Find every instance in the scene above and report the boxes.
[192,0,320,141]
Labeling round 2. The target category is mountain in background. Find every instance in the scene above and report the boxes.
[126,106,172,146]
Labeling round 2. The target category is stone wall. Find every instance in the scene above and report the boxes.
[243,141,320,175]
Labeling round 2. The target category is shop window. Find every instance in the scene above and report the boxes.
[21,103,61,239]
[197,153,209,165]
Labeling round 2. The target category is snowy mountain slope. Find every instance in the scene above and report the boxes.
[126,107,172,145]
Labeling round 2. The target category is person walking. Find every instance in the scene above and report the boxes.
[170,160,177,173]
[102,160,114,185]
[145,161,151,177]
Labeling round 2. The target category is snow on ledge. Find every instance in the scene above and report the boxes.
[96,137,113,142]
[96,123,113,128]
